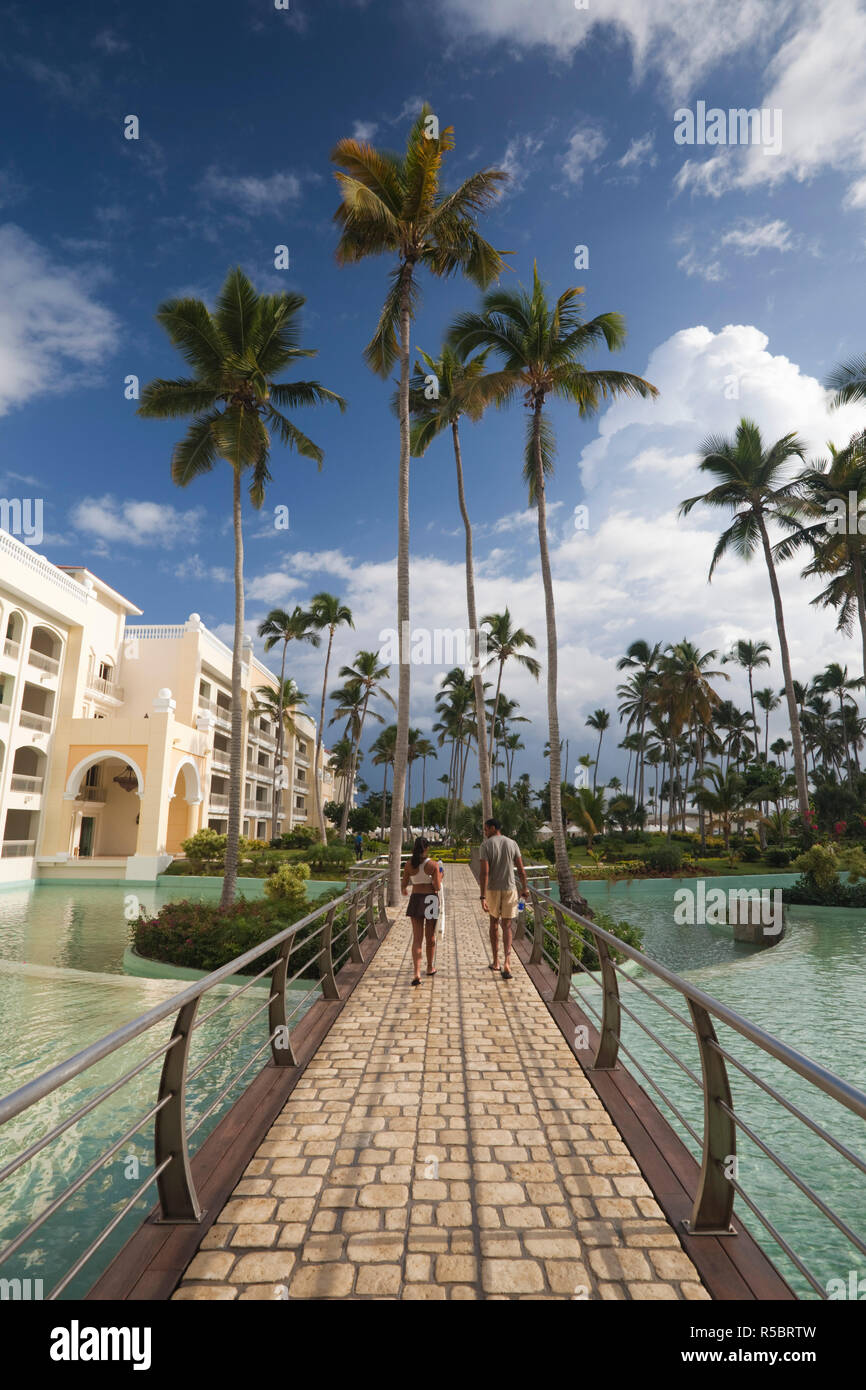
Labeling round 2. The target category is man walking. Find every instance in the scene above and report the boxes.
[478,818,529,980]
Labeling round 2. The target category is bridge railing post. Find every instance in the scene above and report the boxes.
[587,926,621,1070]
[527,886,544,964]
[269,936,297,1067]
[686,999,736,1234]
[155,999,203,1222]
[552,905,573,1002]
[376,876,388,936]
[347,891,363,964]
[320,905,340,1000]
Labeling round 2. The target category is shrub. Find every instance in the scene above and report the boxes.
[765,848,792,867]
[180,828,226,872]
[741,844,761,862]
[263,861,310,910]
[646,844,683,874]
[527,905,644,971]
[279,826,319,850]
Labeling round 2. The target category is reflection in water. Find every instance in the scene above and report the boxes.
[578,874,866,1298]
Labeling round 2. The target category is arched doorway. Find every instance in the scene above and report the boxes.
[66,754,143,858]
[166,759,202,853]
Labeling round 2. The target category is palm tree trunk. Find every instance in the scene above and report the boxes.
[452,420,493,822]
[381,759,389,839]
[221,468,244,911]
[387,264,414,903]
[488,659,505,765]
[271,641,288,843]
[853,550,866,706]
[314,626,335,844]
[531,403,586,913]
[757,513,809,817]
[421,756,427,836]
[593,729,603,793]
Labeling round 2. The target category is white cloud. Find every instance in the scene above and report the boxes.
[676,244,724,282]
[351,120,379,142]
[562,125,607,187]
[92,28,130,54]
[173,554,231,583]
[0,224,119,417]
[198,167,304,213]
[438,0,789,98]
[70,497,203,548]
[499,133,545,193]
[719,219,794,255]
[617,132,657,171]
[674,0,866,206]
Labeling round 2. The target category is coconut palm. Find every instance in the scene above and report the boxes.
[813,663,864,784]
[585,709,610,793]
[826,356,866,407]
[138,268,345,907]
[325,738,355,822]
[250,680,306,835]
[371,724,398,839]
[334,652,394,842]
[770,737,791,772]
[450,265,658,909]
[407,344,496,820]
[721,638,772,739]
[480,610,540,766]
[754,686,782,760]
[616,640,661,811]
[308,593,354,842]
[415,736,436,834]
[257,607,320,839]
[679,420,810,818]
[693,765,745,852]
[331,107,508,902]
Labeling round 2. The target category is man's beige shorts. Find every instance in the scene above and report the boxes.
[485,888,519,920]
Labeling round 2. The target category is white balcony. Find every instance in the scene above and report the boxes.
[209,793,230,810]
[10,774,43,794]
[3,639,20,661]
[19,710,52,734]
[87,674,124,701]
[0,705,10,724]
[1,840,35,858]
[28,650,60,677]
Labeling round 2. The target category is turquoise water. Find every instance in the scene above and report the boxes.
[573,875,866,1299]
[0,878,341,1298]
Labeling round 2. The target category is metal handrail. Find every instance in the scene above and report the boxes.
[524,884,866,1297]
[0,871,389,1298]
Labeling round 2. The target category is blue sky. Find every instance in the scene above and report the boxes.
[2,0,866,794]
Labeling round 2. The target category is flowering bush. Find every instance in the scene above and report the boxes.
[263,861,310,910]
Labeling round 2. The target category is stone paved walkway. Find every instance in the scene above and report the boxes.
[173,865,709,1300]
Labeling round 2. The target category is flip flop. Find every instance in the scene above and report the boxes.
[427,969,437,977]
[488,963,499,971]
[501,968,513,980]
[411,977,421,987]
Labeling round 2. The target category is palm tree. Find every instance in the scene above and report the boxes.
[138,268,345,908]
[408,344,496,820]
[770,737,791,772]
[325,738,355,824]
[405,727,423,838]
[693,765,745,852]
[308,592,354,842]
[754,686,782,760]
[814,663,864,784]
[585,709,610,793]
[679,419,810,818]
[480,610,540,766]
[416,737,435,834]
[250,680,306,835]
[826,356,866,407]
[335,651,394,842]
[721,638,772,739]
[257,607,320,840]
[616,640,661,811]
[451,265,658,909]
[331,107,508,903]
[370,723,398,839]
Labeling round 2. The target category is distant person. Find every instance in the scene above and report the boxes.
[479,818,528,980]
[401,836,442,985]
[353,831,364,861]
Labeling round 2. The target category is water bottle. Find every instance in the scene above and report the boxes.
[518,897,525,914]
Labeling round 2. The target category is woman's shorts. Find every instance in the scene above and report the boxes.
[406,891,439,922]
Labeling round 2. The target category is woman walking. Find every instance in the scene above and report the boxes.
[401,837,442,986]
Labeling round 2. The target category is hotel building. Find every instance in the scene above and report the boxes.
[0,528,349,883]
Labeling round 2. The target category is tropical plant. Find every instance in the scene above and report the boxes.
[138,268,345,907]
[333,651,394,841]
[331,106,508,902]
[679,419,810,818]
[450,265,658,909]
[308,592,354,842]
[585,709,610,793]
[257,607,320,839]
